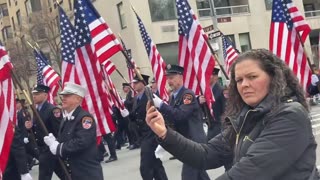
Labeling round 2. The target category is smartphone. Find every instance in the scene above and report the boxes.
[145,86,155,106]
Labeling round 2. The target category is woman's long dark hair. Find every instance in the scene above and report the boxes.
[222,49,309,147]
[225,49,308,118]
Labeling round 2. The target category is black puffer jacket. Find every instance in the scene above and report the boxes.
[160,96,318,180]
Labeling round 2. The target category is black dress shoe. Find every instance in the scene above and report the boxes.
[105,157,118,163]
[129,144,139,150]
[103,152,109,157]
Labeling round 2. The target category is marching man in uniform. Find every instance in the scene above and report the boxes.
[43,82,103,180]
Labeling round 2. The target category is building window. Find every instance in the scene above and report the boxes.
[239,32,251,52]
[30,0,42,12]
[0,4,9,18]
[25,0,32,16]
[265,0,273,10]
[117,2,127,29]
[11,17,15,31]
[196,0,211,17]
[148,0,176,22]
[157,42,178,65]
[225,34,236,47]
[16,10,21,26]
[2,26,13,41]
[196,0,250,17]
[37,28,46,40]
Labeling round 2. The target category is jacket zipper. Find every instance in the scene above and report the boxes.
[229,109,257,161]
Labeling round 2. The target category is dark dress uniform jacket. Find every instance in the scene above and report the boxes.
[130,92,151,136]
[33,101,60,147]
[17,108,30,138]
[56,106,103,180]
[3,126,29,180]
[212,83,226,123]
[160,87,207,143]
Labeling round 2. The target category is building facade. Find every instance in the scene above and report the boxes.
[0,0,319,91]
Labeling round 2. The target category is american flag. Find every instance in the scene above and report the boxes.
[176,0,215,113]
[34,50,60,104]
[269,0,312,90]
[73,0,121,134]
[59,6,78,85]
[222,35,239,76]
[101,62,125,111]
[119,38,136,85]
[79,0,122,65]
[0,45,15,174]
[134,11,169,102]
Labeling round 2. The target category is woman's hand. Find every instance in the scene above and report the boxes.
[146,101,167,139]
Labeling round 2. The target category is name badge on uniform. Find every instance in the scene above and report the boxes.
[82,117,93,129]
[183,94,193,105]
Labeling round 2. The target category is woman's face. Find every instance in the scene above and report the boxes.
[235,59,271,107]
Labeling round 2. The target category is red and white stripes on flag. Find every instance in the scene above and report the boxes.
[102,59,125,111]
[134,11,169,102]
[222,35,239,76]
[0,45,15,174]
[176,0,215,113]
[270,0,312,90]
[34,50,60,104]
[73,0,123,135]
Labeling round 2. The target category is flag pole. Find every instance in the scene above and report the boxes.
[117,33,143,81]
[205,38,229,80]
[296,33,320,91]
[10,70,72,180]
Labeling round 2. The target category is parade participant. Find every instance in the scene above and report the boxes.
[25,85,65,180]
[199,67,226,140]
[146,49,318,180]
[16,99,38,170]
[150,78,159,96]
[3,125,33,180]
[44,82,103,180]
[122,83,137,150]
[130,74,168,180]
[152,64,209,180]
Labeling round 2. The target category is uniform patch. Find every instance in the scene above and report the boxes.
[183,94,193,104]
[82,117,93,129]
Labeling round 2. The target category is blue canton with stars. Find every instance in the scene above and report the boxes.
[120,39,134,69]
[134,12,152,56]
[222,36,230,59]
[74,0,100,48]
[35,50,48,84]
[59,6,75,64]
[272,0,293,30]
[176,0,194,38]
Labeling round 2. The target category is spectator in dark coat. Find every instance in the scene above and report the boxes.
[146,49,318,180]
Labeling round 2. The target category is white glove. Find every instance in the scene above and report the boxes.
[120,108,129,117]
[21,173,33,180]
[152,94,163,108]
[44,133,59,155]
[154,145,171,161]
[23,137,29,144]
[311,74,319,86]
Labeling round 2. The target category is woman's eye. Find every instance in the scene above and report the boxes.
[249,75,257,79]
[235,79,242,83]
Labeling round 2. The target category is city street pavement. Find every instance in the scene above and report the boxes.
[30,104,320,180]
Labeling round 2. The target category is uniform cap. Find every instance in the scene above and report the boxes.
[32,84,50,93]
[60,82,86,98]
[165,64,184,75]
